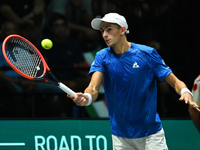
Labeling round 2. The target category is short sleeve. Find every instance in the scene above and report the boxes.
[89,52,105,76]
[149,49,172,81]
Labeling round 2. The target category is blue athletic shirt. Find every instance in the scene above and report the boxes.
[89,42,172,138]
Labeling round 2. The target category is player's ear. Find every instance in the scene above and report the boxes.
[121,26,126,36]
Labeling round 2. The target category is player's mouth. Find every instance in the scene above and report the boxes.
[105,39,111,44]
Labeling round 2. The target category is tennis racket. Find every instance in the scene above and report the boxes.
[2,34,76,96]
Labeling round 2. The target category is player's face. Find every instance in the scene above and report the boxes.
[100,22,122,47]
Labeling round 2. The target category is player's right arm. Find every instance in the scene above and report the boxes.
[68,71,103,106]
[84,71,103,102]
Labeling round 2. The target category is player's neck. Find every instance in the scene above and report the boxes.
[112,39,131,55]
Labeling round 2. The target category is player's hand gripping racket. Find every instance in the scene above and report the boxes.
[2,34,76,96]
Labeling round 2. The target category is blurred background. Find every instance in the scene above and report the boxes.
[0,0,199,119]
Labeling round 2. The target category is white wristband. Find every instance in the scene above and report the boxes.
[181,88,193,97]
[84,93,92,106]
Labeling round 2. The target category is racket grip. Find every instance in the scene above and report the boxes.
[58,82,76,97]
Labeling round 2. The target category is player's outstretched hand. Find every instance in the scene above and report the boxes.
[179,92,200,112]
[67,92,89,106]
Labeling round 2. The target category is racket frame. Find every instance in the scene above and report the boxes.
[2,34,49,80]
[2,34,76,96]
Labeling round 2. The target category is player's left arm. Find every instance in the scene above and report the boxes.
[165,73,200,111]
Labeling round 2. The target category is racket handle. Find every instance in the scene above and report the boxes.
[58,82,76,97]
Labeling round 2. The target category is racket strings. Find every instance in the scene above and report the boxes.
[5,37,44,77]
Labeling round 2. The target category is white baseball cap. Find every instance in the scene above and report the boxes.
[91,13,129,34]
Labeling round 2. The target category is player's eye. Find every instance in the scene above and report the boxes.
[106,28,112,32]
[100,29,104,34]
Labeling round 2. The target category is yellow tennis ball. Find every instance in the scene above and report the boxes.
[41,39,53,50]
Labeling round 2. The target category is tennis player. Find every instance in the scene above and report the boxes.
[68,13,200,149]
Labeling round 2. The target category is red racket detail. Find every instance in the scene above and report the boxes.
[2,34,76,96]
[2,34,47,79]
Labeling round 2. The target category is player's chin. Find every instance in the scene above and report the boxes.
[106,42,113,47]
